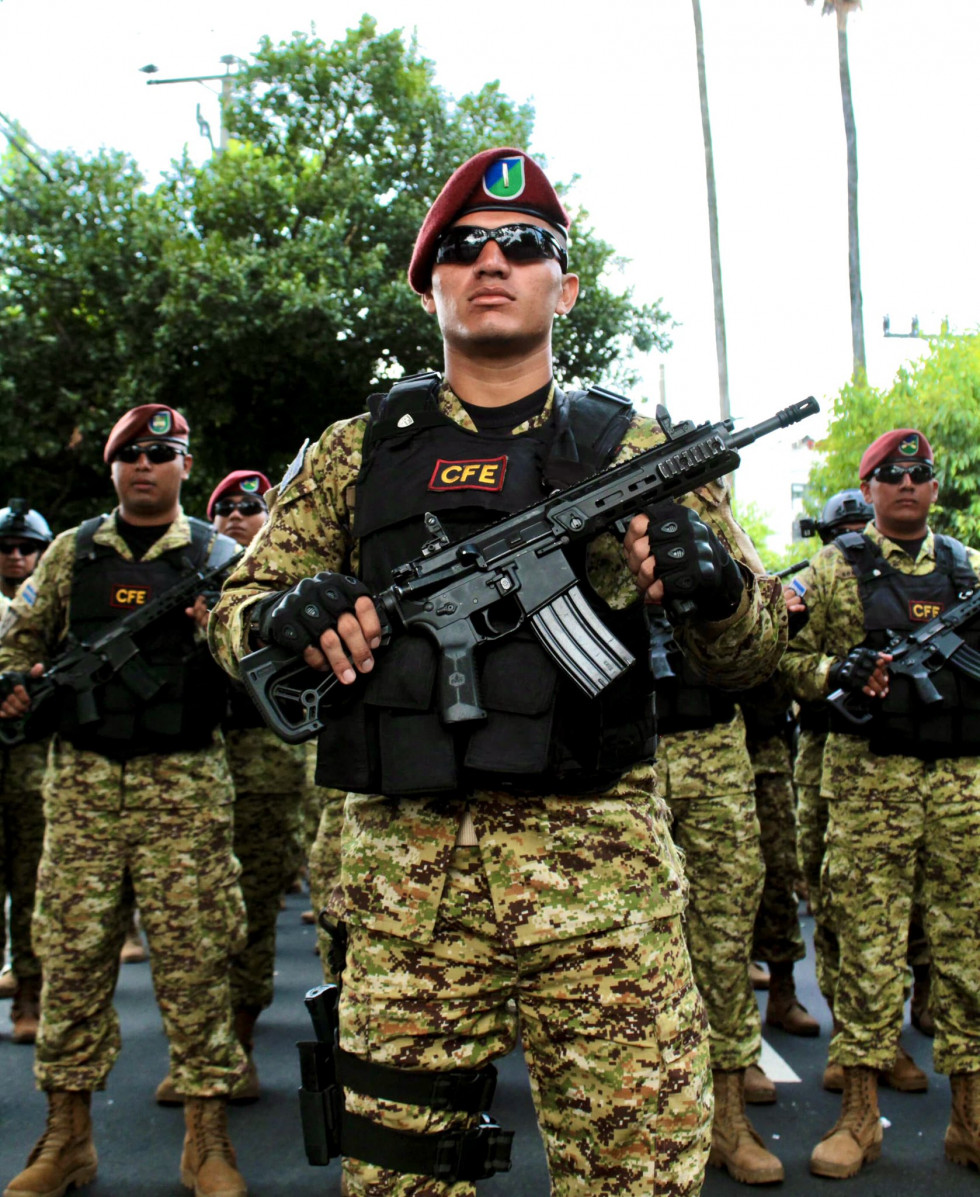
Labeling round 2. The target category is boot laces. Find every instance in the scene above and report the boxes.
[27,1094,79,1164]
[195,1102,234,1163]
[839,1068,876,1132]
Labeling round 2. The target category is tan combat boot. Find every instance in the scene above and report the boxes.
[709,1069,785,1184]
[810,1065,882,1178]
[0,965,17,1000]
[744,1063,777,1105]
[10,975,41,1045]
[878,1043,928,1093]
[180,1098,247,1197]
[3,1090,97,1197]
[765,962,820,1037]
[749,962,770,991]
[945,1071,980,1172]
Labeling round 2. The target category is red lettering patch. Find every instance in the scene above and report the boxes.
[909,599,943,622]
[428,457,508,492]
[110,584,151,609]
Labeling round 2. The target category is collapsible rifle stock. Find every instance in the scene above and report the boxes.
[242,398,819,743]
[0,550,243,747]
[827,585,980,726]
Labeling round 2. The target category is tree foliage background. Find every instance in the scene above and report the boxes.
[0,17,672,529]
[806,332,980,543]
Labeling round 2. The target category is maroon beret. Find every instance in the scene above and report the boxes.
[104,404,190,464]
[859,429,934,480]
[206,470,272,520]
[408,147,570,294]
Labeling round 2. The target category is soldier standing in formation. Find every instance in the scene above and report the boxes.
[782,429,980,1179]
[0,500,53,1043]
[210,146,787,1197]
[0,405,250,1197]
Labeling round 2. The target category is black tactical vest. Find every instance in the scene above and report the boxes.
[313,373,655,796]
[62,516,232,761]
[831,531,980,758]
[647,610,737,734]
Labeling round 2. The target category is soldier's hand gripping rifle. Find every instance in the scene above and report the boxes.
[0,550,244,748]
[242,398,819,743]
[827,585,980,726]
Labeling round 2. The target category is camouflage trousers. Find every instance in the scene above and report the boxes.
[0,789,45,979]
[340,846,711,1197]
[308,788,344,978]
[32,739,248,1096]
[750,762,805,965]
[666,792,764,1071]
[822,736,980,1073]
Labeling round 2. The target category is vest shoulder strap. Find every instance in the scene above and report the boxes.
[934,533,979,588]
[74,516,108,565]
[560,385,634,473]
[363,371,448,452]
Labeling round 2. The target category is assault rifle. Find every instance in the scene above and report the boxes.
[776,559,810,580]
[240,398,818,744]
[827,585,980,726]
[0,549,244,747]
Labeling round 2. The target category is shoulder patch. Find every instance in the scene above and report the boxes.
[278,438,310,496]
[21,582,37,608]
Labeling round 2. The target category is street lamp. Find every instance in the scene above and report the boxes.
[143,56,239,152]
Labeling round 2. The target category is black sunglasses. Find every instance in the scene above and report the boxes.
[213,498,267,517]
[114,443,185,465]
[872,463,934,485]
[434,224,568,272]
[0,541,42,556]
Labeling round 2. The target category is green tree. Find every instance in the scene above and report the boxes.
[807,332,980,540]
[1,18,672,524]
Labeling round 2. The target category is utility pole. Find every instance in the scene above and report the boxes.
[141,55,238,152]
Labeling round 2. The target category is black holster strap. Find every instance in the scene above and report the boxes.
[342,1110,514,1182]
[337,1050,498,1113]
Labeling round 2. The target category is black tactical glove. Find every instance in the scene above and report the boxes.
[253,573,372,654]
[644,502,744,621]
[827,647,881,694]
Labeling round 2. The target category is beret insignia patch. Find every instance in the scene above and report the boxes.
[483,157,525,201]
[898,434,920,457]
[148,410,173,436]
[240,476,261,493]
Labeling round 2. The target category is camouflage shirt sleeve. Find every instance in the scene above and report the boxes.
[0,529,77,671]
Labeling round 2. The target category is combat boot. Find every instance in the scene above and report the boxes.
[229,1007,260,1105]
[810,1065,882,1178]
[749,962,769,991]
[945,1071,980,1172]
[910,962,935,1037]
[180,1097,247,1197]
[822,1060,845,1092]
[10,975,41,1045]
[744,1063,777,1105]
[765,962,820,1037]
[709,1069,785,1184]
[3,1090,97,1197]
[878,1043,928,1093]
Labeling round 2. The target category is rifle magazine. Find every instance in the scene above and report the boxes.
[530,585,635,698]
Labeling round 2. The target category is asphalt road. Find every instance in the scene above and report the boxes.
[0,893,974,1196]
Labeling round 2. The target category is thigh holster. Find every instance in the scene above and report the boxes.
[298,984,514,1182]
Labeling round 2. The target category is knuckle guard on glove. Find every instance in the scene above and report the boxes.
[644,502,744,620]
[261,573,371,652]
[828,647,880,693]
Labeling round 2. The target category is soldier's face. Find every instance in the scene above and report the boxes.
[421,212,578,356]
[212,491,268,547]
[861,461,938,536]
[111,442,191,520]
[0,540,41,583]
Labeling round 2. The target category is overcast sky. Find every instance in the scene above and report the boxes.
[1,0,977,533]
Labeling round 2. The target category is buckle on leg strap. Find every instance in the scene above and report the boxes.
[342,1111,514,1182]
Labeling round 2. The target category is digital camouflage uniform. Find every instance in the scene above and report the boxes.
[210,383,788,1196]
[225,727,306,1013]
[792,722,838,1000]
[658,709,764,1073]
[0,512,248,1096]
[301,736,345,977]
[781,525,980,1075]
[0,732,47,986]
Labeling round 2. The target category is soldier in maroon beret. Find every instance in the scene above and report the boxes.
[782,428,980,1181]
[207,471,272,547]
[0,405,251,1195]
[211,146,790,1195]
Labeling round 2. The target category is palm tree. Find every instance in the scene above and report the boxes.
[691,0,730,421]
[808,0,866,378]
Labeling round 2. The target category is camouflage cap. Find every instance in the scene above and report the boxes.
[859,429,933,480]
[104,404,190,463]
[206,470,271,520]
[408,147,570,294]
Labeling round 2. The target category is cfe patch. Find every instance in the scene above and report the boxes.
[483,157,525,201]
[428,457,508,492]
[909,598,943,622]
[148,410,173,436]
[110,584,151,610]
[898,434,921,457]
